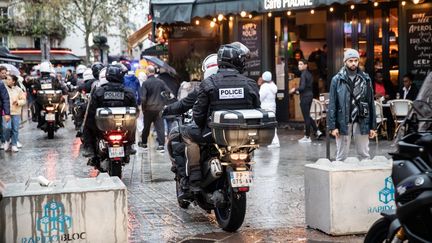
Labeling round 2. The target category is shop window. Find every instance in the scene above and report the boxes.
[389,8,399,84]
[358,10,368,71]
[344,12,354,49]
[373,9,383,72]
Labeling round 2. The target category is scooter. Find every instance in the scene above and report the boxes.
[36,90,64,139]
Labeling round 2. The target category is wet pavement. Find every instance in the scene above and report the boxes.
[0,119,394,242]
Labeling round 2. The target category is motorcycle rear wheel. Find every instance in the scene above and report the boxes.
[364,217,390,243]
[47,125,54,139]
[109,160,122,179]
[214,177,246,232]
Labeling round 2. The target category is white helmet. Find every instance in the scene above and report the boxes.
[99,67,107,82]
[76,64,87,75]
[202,54,218,79]
[83,68,94,81]
[40,61,52,73]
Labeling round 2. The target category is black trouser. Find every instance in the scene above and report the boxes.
[300,96,318,137]
[141,110,165,146]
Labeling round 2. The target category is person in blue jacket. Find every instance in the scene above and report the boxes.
[122,61,141,106]
[0,65,11,149]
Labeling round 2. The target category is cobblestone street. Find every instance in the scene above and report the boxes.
[1,120,394,242]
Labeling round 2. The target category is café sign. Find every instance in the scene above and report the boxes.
[264,0,314,10]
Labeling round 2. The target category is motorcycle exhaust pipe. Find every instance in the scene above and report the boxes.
[201,158,222,188]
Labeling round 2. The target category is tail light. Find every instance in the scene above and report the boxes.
[238,187,249,192]
[46,106,55,111]
[108,134,123,141]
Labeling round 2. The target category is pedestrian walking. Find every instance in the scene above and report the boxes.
[0,66,11,150]
[327,49,377,161]
[139,66,170,152]
[290,59,321,143]
[2,75,25,152]
[259,71,280,148]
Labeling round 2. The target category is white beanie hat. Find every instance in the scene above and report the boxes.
[344,48,360,62]
[262,71,272,82]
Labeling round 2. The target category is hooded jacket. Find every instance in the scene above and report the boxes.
[123,74,141,105]
[259,81,277,112]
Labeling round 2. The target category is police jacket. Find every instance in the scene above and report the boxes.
[0,81,10,115]
[140,75,170,111]
[165,89,198,115]
[85,82,136,130]
[193,69,261,128]
[34,74,65,93]
[327,67,376,136]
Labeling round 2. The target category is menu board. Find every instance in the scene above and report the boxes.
[407,8,432,84]
[238,19,262,80]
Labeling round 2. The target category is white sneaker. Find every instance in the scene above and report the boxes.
[298,136,312,143]
[11,146,19,152]
[267,143,280,148]
[4,141,10,151]
[315,130,323,138]
[17,141,23,148]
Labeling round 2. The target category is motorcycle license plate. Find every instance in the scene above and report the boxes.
[45,113,55,121]
[41,83,52,89]
[229,171,253,188]
[108,146,124,158]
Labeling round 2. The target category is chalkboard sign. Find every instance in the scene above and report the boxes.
[238,19,262,80]
[407,8,432,85]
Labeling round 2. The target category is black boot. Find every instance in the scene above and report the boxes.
[189,169,202,193]
[177,177,191,200]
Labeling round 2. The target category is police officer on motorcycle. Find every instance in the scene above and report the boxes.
[33,61,67,128]
[83,64,136,166]
[183,42,261,191]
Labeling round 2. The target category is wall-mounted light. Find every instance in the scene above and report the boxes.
[195,20,200,25]
[268,12,272,17]
[229,16,234,21]
[366,18,370,24]
[386,17,389,23]
[350,4,355,10]
[217,14,224,21]
[210,21,216,28]
[240,11,247,17]
[401,1,406,6]
[287,11,292,16]
[249,14,253,19]
[373,2,379,7]
[329,7,334,12]
[212,17,217,22]
[310,9,315,14]
[413,0,424,4]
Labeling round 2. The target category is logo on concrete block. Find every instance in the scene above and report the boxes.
[37,200,72,234]
[379,176,395,204]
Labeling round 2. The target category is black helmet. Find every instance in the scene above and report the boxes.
[91,62,104,80]
[217,42,250,73]
[106,64,127,83]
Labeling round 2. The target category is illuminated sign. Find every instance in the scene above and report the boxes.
[264,0,314,10]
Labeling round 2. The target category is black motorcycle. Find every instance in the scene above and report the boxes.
[364,73,432,243]
[93,107,137,178]
[69,88,88,131]
[36,90,64,139]
[167,108,277,232]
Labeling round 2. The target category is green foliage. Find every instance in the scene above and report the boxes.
[185,52,204,80]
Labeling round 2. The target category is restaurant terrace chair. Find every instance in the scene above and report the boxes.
[310,98,325,128]
[388,99,413,139]
[374,100,387,143]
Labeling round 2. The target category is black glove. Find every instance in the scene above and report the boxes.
[161,105,169,117]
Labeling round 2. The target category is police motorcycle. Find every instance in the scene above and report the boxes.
[36,89,63,139]
[93,107,137,178]
[364,73,432,243]
[167,107,277,232]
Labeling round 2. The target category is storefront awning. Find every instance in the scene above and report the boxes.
[151,0,366,24]
[10,50,81,64]
[0,51,23,64]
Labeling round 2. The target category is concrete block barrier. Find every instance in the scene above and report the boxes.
[305,156,394,235]
[0,173,127,243]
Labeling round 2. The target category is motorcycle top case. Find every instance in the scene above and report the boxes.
[209,109,277,146]
[36,90,63,105]
[95,107,137,133]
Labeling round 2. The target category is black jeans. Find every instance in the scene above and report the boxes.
[300,97,318,137]
[141,110,165,146]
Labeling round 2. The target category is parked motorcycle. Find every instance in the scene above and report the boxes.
[167,108,277,232]
[364,73,432,243]
[94,107,137,178]
[36,90,64,139]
